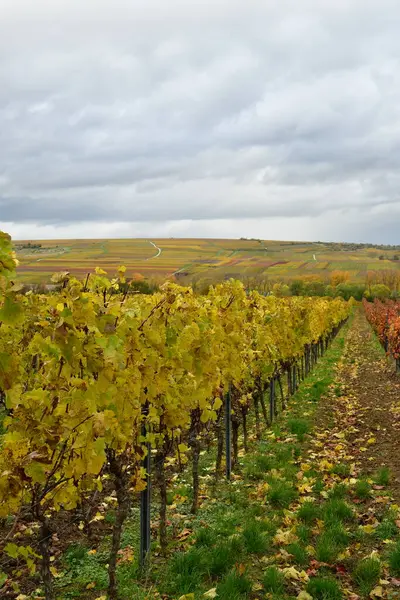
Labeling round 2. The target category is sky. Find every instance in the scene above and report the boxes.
[1,0,400,243]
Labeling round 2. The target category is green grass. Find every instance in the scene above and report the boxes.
[287,417,310,441]
[287,542,309,566]
[323,499,354,525]
[296,524,312,543]
[297,500,320,524]
[242,522,268,554]
[354,480,371,500]
[208,540,239,577]
[374,466,391,486]
[389,540,400,576]
[332,463,351,477]
[374,518,399,541]
[267,480,298,509]
[263,566,285,593]
[164,548,207,595]
[315,531,340,564]
[328,483,348,499]
[217,569,252,599]
[353,557,381,596]
[195,527,217,547]
[307,577,343,600]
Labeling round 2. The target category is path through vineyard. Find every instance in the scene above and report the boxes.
[333,310,400,500]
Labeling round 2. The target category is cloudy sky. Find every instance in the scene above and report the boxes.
[1,0,400,242]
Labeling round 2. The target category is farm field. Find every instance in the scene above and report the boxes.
[13,237,400,284]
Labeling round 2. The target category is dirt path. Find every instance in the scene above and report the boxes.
[330,309,400,500]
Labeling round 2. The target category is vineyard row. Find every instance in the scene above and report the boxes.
[0,231,351,599]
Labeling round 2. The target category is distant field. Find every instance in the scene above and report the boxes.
[13,238,400,284]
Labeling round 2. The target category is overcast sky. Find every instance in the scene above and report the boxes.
[1,0,400,242]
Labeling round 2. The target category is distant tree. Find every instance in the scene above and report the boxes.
[290,279,305,296]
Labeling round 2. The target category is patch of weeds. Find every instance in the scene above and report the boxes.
[288,418,310,441]
[217,568,252,599]
[315,532,340,564]
[307,577,342,600]
[374,467,391,487]
[244,454,274,480]
[216,511,242,536]
[297,501,320,524]
[287,542,309,567]
[297,524,312,544]
[375,518,399,541]
[117,563,147,598]
[274,444,296,465]
[323,499,354,525]
[164,548,207,596]
[195,527,217,547]
[353,557,381,596]
[242,522,268,554]
[267,480,298,509]
[332,463,351,477]
[263,566,285,594]
[59,545,109,595]
[313,478,325,494]
[208,540,240,577]
[328,483,348,500]
[354,480,371,500]
[388,540,400,576]
[325,522,350,548]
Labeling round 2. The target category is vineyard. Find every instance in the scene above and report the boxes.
[2,231,400,600]
[363,299,400,367]
[0,231,353,598]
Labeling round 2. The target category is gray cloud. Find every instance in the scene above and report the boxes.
[1,0,400,241]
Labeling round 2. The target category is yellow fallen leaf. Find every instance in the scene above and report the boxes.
[86,582,96,590]
[360,524,376,534]
[203,588,218,598]
[367,437,376,445]
[179,595,195,600]
[297,592,313,600]
[88,549,97,555]
[369,586,383,598]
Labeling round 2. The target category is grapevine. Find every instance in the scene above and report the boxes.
[0,231,350,599]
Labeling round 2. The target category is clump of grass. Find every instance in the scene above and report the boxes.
[297,500,320,524]
[244,454,274,480]
[267,480,297,509]
[323,499,354,525]
[375,518,399,541]
[353,557,381,596]
[313,478,325,494]
[195,527,217,547]
[354,480,371,500]
[389,540,400,576]
[242,522,267,554]
[165,548,206,595]
[288,418,310,441]
[263,566,285,593]
[297,524,312,543]
[332,463,351,477]
[208,540,239,577]
[328,483,348,499]
[217,568,252,599]
[287,542,309,567]
[315,532,339,564]
[374,467,391,487]
[326,522,350,548]
[307,577,342,600]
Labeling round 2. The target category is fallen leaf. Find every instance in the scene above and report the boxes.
[203,588,218,598]
[369,586,383,598]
